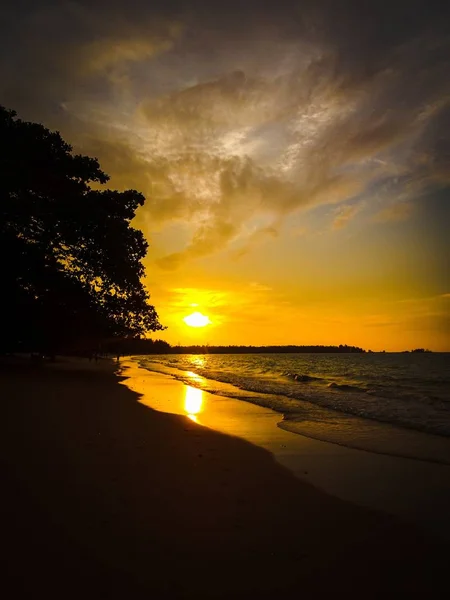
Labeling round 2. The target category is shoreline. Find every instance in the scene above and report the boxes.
[130,355,450,466]
[121,358,450,541]
[2,357,449,597]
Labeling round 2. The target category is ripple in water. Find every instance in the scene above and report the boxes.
[135,353,450,464]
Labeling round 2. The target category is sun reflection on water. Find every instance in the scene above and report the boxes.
[184,386,204,422]
[190,355,206,368]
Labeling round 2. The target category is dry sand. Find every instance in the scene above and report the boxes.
[1,358,449,598]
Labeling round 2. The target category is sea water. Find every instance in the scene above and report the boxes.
[135,353,450,464]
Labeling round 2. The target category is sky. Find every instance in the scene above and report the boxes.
[1,0,449,350]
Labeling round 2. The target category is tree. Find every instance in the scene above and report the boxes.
[0,106,164,354]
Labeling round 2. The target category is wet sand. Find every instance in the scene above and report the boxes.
[1,358,449,598]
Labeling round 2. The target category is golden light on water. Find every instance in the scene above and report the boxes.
[190,355,206,368]
[184,386,204,421]
[183,312,211,327]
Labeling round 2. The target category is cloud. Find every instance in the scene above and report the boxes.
[155,252,184,271]
[231,224,279,260]
[156,216,240,269]
[373,202,415,223]
[80,22,181,75]
[0,1,179,116]
[1,0,449,267]
[248,282,272,292]
[332,203,362,230]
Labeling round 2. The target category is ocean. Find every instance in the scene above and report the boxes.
[134,353,450,464]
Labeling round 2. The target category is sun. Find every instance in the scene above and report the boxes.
[183,312,211,327]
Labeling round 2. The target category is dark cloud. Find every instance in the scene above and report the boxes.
[1,0,449,265]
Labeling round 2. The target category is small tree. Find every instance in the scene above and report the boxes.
[0,106,164,354]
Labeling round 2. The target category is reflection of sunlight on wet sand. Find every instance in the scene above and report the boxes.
[185,370,205,385]
[184,386,204,422]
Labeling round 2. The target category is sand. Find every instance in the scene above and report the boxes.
[1,357,449,598]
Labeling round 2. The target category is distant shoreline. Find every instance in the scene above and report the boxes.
[117,347,438,356]
[139,348,435,355]
[107,339,437,355]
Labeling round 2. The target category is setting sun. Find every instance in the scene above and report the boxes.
[183,312,211,328]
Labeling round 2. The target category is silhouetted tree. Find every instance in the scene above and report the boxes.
[0,106,164,354]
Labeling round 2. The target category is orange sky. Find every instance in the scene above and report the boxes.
[2,1,449,350]
[143,266,450,352]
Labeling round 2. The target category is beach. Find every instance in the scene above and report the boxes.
[2,358,449,598]
[122,359,450,540]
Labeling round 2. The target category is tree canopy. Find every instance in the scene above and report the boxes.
[0,106,164,354]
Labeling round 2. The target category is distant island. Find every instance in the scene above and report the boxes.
[402,348,433,353]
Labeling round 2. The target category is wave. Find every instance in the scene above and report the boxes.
[137,356,450,435]
[285,372,323,383]
[134,356,450,465]
[286,373,368,394]
[134,353,450,441]
[280,416,450,466]
[328,382,368,393]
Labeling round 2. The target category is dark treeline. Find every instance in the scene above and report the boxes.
[113,339,366,355]
[175,344,366,354]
